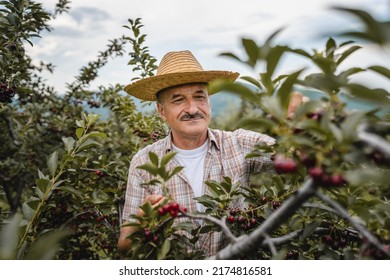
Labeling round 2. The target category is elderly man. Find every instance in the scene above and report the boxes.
[118,50,302,257]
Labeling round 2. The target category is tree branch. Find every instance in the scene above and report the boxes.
[357,126,390,157]
[183,212,237,243]
[316,191,390,258]
[209,178,317,260]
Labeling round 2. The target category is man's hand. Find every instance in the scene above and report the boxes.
[118,194,166,258]
[137,194,166,216]
[287,91,309,119]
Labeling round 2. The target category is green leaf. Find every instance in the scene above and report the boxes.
[343,84,390,107]
[242,38,259,67]
[140,202,153,217]
[56,186,84,200]
[22,198,40,221]
[261,96,285,121]
[161,152,176,166]
[208,80,261,107]
[240,76,262,89]
[75,120,84,128]
[237,117,275,132]
[293,100,323,120]
[277,70,303,112]
[340,111,366,141]
[368,65,390,80]
[77,139,101,152]
[75,128,84,139]
[47,151,58,177]
[345,167,390,186]
[170,166,184,177]
[35,179,51,199]
[289,48,311,58]
[37,169,46,179]
[148,152,159,166]
[219,52,243,63]
[92,189,109,204]
[157,239,171,260]
[302,220,320,239]
[62,137,75,154]
[321,112,343,142]
[325,38,336,58]
[24,229,71,260]
[86,131,107,139]
[0,213,22,259]
[336,45,361,65]
[266,46,287,79]
[137,163,159,176]
[86,114,101,125]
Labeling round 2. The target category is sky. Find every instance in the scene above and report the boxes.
[27,0,390,95]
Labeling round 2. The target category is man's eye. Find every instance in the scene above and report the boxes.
[173,99,183,103]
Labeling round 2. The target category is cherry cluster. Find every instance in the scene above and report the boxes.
[272,152,347,188]
[0,82,15,103]
[143,228,159,242]
[158,201,187,218]
[308,166,346,187]
[226,207,259,231]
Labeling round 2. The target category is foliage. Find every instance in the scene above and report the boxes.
[0,0,162,259]
[0,1,389,260]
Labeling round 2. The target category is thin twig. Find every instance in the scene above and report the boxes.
[263,233,277,256]
[183,212,237,243]
[316,191,390,258]
[266,230,301,245]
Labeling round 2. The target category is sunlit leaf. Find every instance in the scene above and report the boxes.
[47,151,58,177]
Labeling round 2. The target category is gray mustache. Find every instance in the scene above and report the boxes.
[180,112,205,121]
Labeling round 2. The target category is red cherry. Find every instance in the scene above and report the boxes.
[162,204,170,213]
[329,174,346,187]
[272,201,281,209]
[273,155,298,174]
[143,228,152,240]
[229,208,238,216]
[169,202,180,211]
[227,215,235,223]
[158,207,166,216]
[322,235,333,245]
[308,167,324,183]
[169,209,178,218]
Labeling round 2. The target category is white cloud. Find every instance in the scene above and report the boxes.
[30,0,389,93]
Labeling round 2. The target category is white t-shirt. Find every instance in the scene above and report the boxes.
[172,141,208,212]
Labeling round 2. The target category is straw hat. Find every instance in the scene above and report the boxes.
[124,50,239,101]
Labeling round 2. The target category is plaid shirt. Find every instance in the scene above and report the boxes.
[122,128,275,257]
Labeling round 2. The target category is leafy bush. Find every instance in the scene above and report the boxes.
[0,1,389,259]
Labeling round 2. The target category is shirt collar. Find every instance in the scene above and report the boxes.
[163,128,220,153]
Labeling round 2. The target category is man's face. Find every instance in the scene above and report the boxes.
[157,83,211,141]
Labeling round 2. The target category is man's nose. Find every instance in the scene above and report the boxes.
[185,99,198,114]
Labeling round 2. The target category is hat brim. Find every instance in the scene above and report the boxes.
[124,71,239,101]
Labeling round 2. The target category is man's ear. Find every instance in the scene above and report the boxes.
[156,102,166,121]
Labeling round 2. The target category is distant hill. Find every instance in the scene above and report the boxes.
[85,88,377,120]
